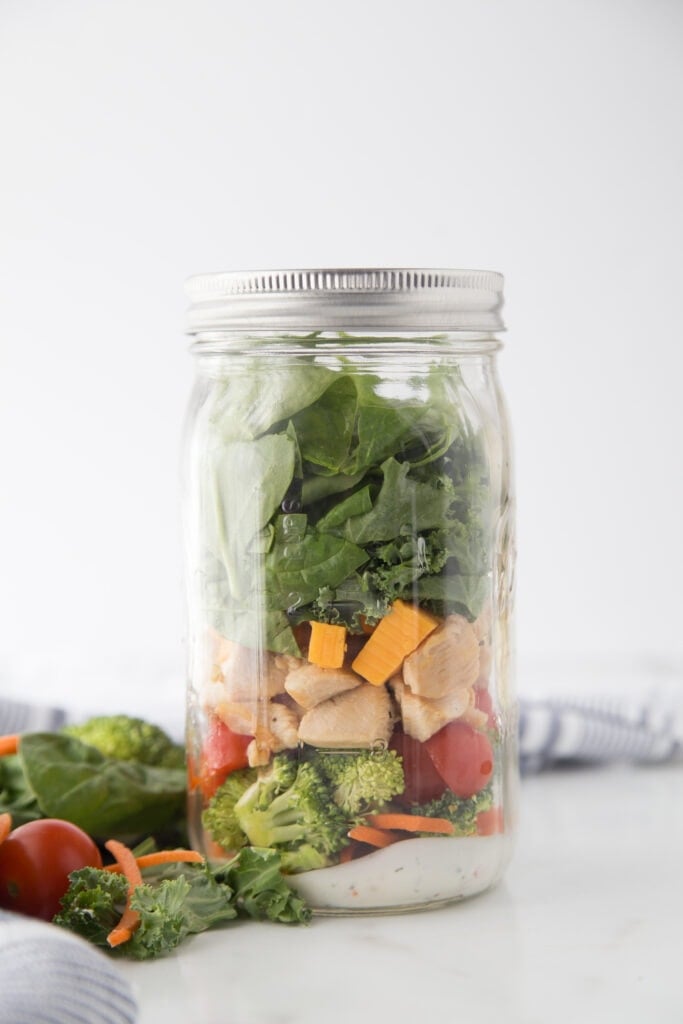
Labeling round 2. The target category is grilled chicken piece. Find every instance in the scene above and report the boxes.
[298,683,394,749]
[390,675,473,742]
[402,614,480,699]
[215,700,258,737]
[285,664,362,710]
[246,702,300,766]
[215,638,305,703]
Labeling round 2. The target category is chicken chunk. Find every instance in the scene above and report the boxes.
[215,699,258,737]
[246,702,300,767]
[215,639,305,703]
[285,664,362,709]
[298,683,394,749]
[402,614,480,699]
[390,675,473,742]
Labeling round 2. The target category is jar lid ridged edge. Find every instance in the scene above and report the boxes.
[185,267,505,333]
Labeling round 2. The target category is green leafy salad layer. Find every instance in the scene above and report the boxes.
[200,357,492,654]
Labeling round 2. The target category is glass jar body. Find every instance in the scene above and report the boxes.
[183,332,517,913]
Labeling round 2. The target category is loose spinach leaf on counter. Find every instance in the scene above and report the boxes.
[0,754,42,826]
[18,733,186,841]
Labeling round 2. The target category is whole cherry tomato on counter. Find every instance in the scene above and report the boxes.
[0,819,102,921]
[390,728,447,805]
[425,721,494,799]
[198,718,252,799]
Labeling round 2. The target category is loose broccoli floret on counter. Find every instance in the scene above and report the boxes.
[314,748,405,815]
[62,715,185,769]
[410,785,493,836]
[202,768,257,850]
[234,754,348,868]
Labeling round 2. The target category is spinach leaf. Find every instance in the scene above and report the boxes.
[264,530,368,609]
[19,734,186,841]
[0,754,41,826]
[202,552,301,655]
[210,363,336,441]
[301,470,366,506]
[208,432,295,598]
[315,485,373,533]
[292,375,358,472]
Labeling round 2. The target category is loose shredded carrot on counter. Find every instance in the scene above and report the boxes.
[366,813,455,835]
[351,600,440,685]
[104,839,144,947]
[105,849,205,873]
[0,735,19,757]
[347,825,402,849]
[0,813,11,846]
[307,621,347,669]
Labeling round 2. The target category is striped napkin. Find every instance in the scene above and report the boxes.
[517,662,682,774]
[0,910,137,1024]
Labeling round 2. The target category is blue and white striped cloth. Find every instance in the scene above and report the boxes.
[0,911,137,1024]
[517,665,683,774]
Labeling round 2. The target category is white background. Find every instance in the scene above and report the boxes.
[1,0,682,720]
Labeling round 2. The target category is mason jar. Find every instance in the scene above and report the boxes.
[182,269,517,913]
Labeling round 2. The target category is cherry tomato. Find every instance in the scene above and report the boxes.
[390,728,447,805]
[0,819,102,921]
[476,806,505,835]
[425,721,494,799]
[199,717,251,799]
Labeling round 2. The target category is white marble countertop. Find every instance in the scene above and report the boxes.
[118,762,683,1024]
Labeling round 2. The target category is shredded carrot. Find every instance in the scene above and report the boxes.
[347,824,402,848]
[366,813,455,835]
[352,600,440,685]
[104,839,144,947]
[105,849,205,873]
[0,813,11,846]
[308,621,347,669]
[0,735,19,757]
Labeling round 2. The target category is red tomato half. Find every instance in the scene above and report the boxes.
[390,728,447,805]
[0,819,102,921]
[199,718,252,799]
[425,721,494,799]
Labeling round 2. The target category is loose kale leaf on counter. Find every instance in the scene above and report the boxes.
[55,848,310,960]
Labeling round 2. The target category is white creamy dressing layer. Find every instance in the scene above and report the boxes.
[288,834,512,911]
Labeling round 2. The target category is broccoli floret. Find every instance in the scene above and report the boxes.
[62,715,185,769]
[202,768,257,850]
[410,785,493,836]
[234,754,348,867]
[315,749,405,815]
[279,844,331,874]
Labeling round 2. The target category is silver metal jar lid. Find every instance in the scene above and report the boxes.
[184,268,504,334]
